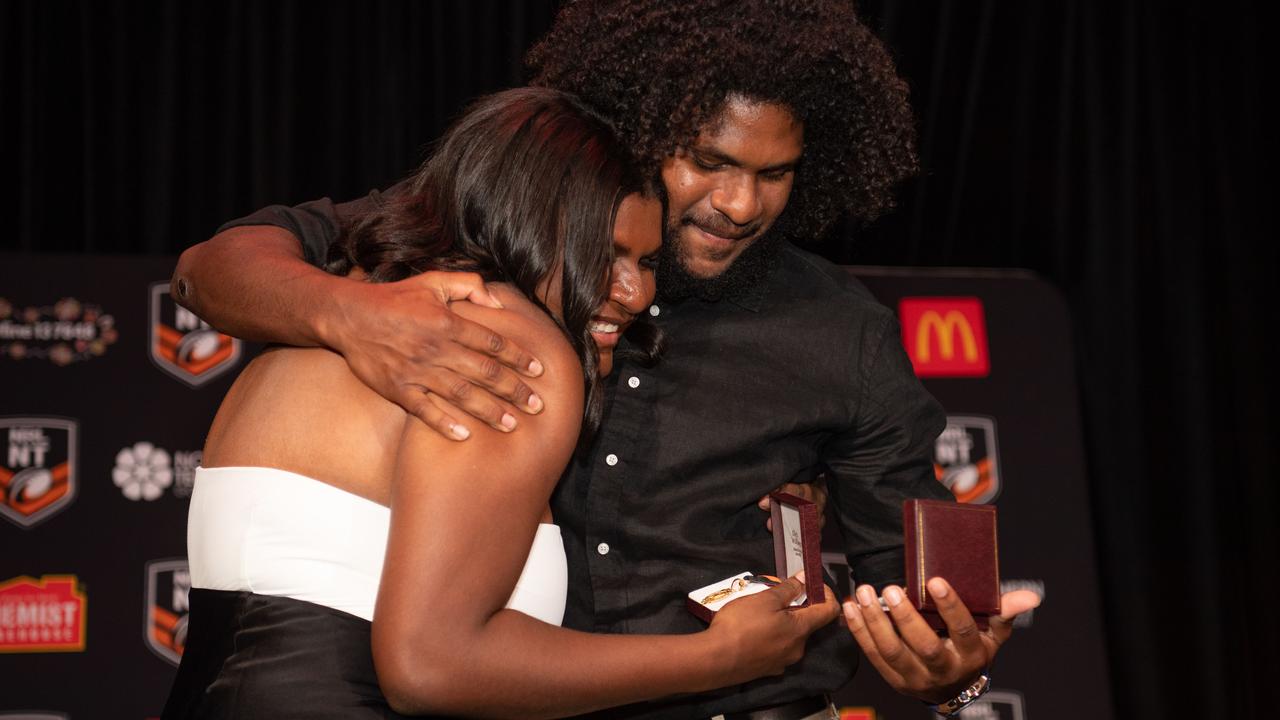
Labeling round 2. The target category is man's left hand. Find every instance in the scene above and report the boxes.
[842,577,1041,704]
[758,477,828,532]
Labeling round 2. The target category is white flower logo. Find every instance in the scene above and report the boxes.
[113,442,173,501]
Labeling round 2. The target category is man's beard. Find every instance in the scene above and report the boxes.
[656,222,782,303]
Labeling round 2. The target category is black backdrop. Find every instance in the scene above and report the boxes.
[4,1,1274,716]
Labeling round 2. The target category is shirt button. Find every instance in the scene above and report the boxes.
[627,376,640,389]
[648,305,660,317]
[597,542,610,556]
[605,453,619,466]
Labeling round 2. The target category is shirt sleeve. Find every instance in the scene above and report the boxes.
[821,310,953,590]
[216,180,409,267]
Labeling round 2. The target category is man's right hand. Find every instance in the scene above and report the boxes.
[325,270,545,440]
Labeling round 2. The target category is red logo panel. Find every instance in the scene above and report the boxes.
[0,575,87,653]
[898,297,991,378]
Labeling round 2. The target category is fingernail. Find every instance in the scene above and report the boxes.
[500,413,516,431]
[795,570,806,583]
[883,586,904,608]
[843,601,861,624]
[451,424,470,440]
[491,296,504,309]
[927,578,949,598]
[527,393,544,412]
[856,585,875,608]
[528,359,544,376]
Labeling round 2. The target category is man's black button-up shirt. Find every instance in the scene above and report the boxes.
[553,243,950,719]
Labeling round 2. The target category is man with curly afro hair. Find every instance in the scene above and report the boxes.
[526,0,918,304]
[175,1,1036,717]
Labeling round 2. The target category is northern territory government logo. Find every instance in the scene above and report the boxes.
[113,441,201,501]
[149,282,241,387]
[0,417,78,529]
[0,296,118,365]
[145,558,190,666]
[933,415,1001,504]
[898,297,990,378]
[0,575,87,653]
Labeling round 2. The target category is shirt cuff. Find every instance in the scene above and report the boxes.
[216,197,340,267]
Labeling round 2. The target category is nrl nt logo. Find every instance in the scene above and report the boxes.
[144,558,191,666]
[149,282,241,387]
[0,417,78,529]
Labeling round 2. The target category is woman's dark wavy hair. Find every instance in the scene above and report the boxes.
[525,0,919,244]
[326,87,658,439]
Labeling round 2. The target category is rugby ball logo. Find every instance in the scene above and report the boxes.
[144,558,191,666]
[0,417,78,529]
[148,282,241,387]
[933,415,1001,504]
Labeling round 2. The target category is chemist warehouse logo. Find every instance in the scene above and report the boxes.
[0,418,78,529]
[0,575,87,653]
[145,559,191,666]
[934,415,1001,504]
[149,282,241,387]
[898,297,990,378]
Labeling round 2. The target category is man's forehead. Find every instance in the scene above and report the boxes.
[690,96,804,160]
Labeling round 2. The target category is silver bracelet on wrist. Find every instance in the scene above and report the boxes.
[929,673,991,717]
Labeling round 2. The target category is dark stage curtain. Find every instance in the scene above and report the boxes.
[843,2,1275,716]
[846,2,1275,716]
[5,1,1274,716]
[2,0,555,253]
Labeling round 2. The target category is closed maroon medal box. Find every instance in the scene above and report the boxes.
[903,499,1001,631]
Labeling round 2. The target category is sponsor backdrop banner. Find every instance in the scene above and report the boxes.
[826,268,1111,719]
[0,255,1109,718]
[1,255,244,718]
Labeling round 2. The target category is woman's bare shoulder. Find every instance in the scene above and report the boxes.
[203,343,407,495]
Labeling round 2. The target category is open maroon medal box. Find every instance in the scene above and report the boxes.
[903,499,1001,631]
[685,492,826,623]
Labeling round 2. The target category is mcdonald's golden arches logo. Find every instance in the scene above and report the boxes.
[898,297,990,378]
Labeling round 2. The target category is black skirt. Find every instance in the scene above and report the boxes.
[162,588,423,719]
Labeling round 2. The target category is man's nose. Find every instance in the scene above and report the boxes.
[709,173,762,226]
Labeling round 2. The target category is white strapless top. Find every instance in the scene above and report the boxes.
[187,466,567,625]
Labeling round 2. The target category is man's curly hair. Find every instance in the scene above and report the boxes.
[526,0,918,244]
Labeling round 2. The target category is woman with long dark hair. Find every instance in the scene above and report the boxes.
[162,87,836,719]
